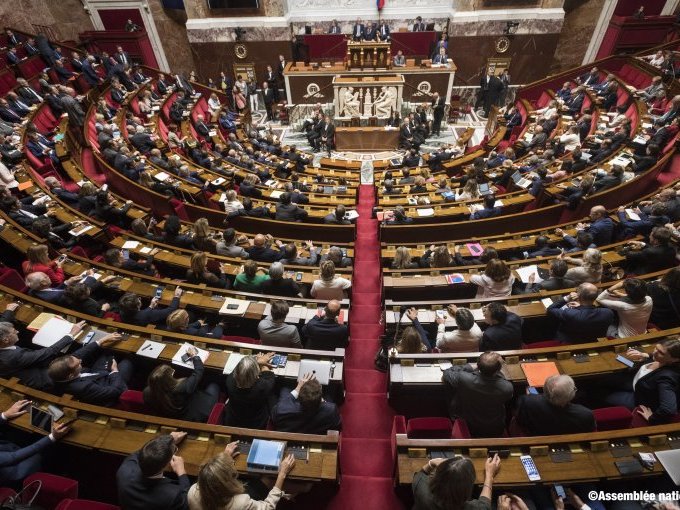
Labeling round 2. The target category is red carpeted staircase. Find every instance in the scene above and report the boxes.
[325,184,405,509]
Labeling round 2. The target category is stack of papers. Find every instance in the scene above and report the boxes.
[69,224,93,237]
[219,298,248,316]
[284,306,306,324]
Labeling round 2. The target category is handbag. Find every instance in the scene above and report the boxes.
[1,480,43,510]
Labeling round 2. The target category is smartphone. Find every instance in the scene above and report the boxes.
[295,272,303,281]
[121,249,130,260]
[271,354,288,367]
[554,485,566,499]
[120,333,130,341]
[227,304,239,310]
[616,354,635,368]
[154,286,164,299]
[57,254,67,263]
[82,331,95,344]
[101,184,108,192]
[520,455,541,482]
[47,404,64,421]
[30,406,53,433]
[527,386,539,395]
[181,352,192,363]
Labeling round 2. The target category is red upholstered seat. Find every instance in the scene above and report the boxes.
[631,407,680,428]
[406,417,452,439]
[221,335,261,345]
[0,268,27,292]
[593,406,633,431]
[55,499,120,510]
[207,402,225,424]
[169,198,190,220]
[0,487,17,503]
[23,473,78,510]
[524,340,562,349]
[451,418,471,439]
[116,390,147,413]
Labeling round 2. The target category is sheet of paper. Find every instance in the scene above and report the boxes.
[270,190,283,199]
[416,208,435,217]
[284,305,306,324]
[32,317,73,347]
[541,297,554,309]
[122,240,140,249]
[171,343,209,369]
[219,298,248,316]
[153,172,169,182]
[136,340,165,359]
[140,246,153,254]
[223,353,245,375]
[515,265,543,284]
[625,209,641,221]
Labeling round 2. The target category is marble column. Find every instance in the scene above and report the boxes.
[582,0,617,65]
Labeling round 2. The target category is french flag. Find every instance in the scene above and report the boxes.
[377,0,384,10]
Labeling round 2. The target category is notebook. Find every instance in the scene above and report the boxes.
[32,317,74,347]
[246,439,286,474]
[521,361,560,388]
[445,273,465,284]
[654,450,680,484]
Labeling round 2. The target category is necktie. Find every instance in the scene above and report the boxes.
[121,53,127,65]
[356,26,360,36]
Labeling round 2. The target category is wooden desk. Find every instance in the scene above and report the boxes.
[335,127,400,151]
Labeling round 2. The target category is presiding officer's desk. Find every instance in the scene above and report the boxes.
[386,327,680,415]
[0,377,339,481]
[395,424,680,486]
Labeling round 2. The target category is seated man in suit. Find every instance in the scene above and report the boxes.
[302,299,349,350]
[576,205,614,247]
[257,300,303,349]
[246,234,283,263]
[623,226,678,275]
[0,306,83,390]
[525,235,562,258]
[442,351,513,437]
[328,19,342,34]
[81,56,101,87]
[432,46,449,65]
[272,373,342,434]
[130,125,156,154]
[275,192,308,222]
[5,48,21,66]
[364,21,377,41]
[547,283,616,344]
[47,332,129,406]
[470,194,502,221]
[0,399,70,483]
[479,303,523,351]
[412,16,425,32]
[521,259,575,294]
[116,432,190,510]
[516,374,595,435]
[324,204,351,225]
[118,288,182,326]
[24,272,67,303]
[377,20,390,41]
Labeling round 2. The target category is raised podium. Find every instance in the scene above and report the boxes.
[346,41,391,70]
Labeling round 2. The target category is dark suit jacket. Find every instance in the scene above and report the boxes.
[633,363,680,424]
[116,451,191,510]
[442,365,513,437]
[224,370,275,429]
[52,341,126,406]
[130,132,155,153]
[479,313,523,352]
[625,245,677,275]
[194,121,210,137]
[301,316,349,351]
[275,202,307,222]
[271,387,342,434]
[246,245,283,263]
[470,206,501,221]
[516,395,595,435]
[122,297,180,326]
[352,24,365,40]
[547,298,615,344]
[0,416,54,479]
[585,217,614,246]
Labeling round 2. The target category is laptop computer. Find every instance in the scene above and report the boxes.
[478,182,493,196]
[511,171,531,188]
[298,359,332,385]
[654,449,680,484]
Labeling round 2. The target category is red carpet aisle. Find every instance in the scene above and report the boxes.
[325,184,405,509]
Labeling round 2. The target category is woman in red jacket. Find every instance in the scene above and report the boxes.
[22,244,64,286]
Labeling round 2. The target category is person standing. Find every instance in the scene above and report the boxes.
[431,92,445,137]
[262,81,274,121]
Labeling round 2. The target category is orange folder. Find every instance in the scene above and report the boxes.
[520,361,560,388]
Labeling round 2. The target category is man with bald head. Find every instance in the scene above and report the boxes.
[575,205,614,246]
[516,375,595,435]
[301,299,348,350]
[246,233,283,263]
[547,283,616,344]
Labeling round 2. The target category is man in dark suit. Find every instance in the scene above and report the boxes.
[15,78,42,105]
[412,16,425,31]
[247,234,283,262]
[116,432,190,510]
[526,235,562,258]
[0,305,81,390]
[377,20,390,41]
[47,332,128,406]
[0,399,70,483]
[431,92,445,136]
[275,192,308,222]
[516,375,595,435]
[364,22,377,41]
[70,51,83,71]
[320,115,335,153]
[442,351,513,437]
[262,81,275,121]
[328,20,342,34]
[272,373,342,434]
[114,45,131,66]
[130,126,156,153]
[265,65,278,102]
[193,114,210,138]
[118,288,182,327]
[479,303,523,351]
[0,98,24,124]
[578,67,600,86]
[577,205,614,247]
[432,47,448,65]
[53,60,74,82]
[547,283,615,344]
[400,120,416,149]
[484,72,504,117]
[324,204,350,225]
[81,56,101,87]
[521,259,575,294]
[566,87,586,116]
[6,93,30,118]
[24,38,39,56]
[624,226,678,275]
[6,48,20,66]
[470,194,502,221]
[24,272,66,303]
[302,300,348,350]
[352,18,365,41]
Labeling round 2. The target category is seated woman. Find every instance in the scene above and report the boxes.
[207,92,221,123]
[22,244,64,286]
[104,248,157,277]
[435,305,482,353]
[646,267,680,330]
[391,246,420,270]
[469,259,515,298]
[419,245,455,268]
[186,252,230,289]
[238,173,262,198]
[596,278,652,338]
[592,338,680,424]
[143,346,219,423]
[563,248,603,284]
[233,259,269,293]
[192,218,218,253]
[310,260,351,300]
[188,444,295,510]
[165,309,223,338]
[412,455,501,510]
[455,179,479,202]
[396,310,432,353]
[410,176,428,194]
[223,353,276,429]
[166,123,187,150]
[137,90,153,117]
[223,189,244,216]
[60,280,112,317]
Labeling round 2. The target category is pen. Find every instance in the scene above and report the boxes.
[142,344,152,351]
